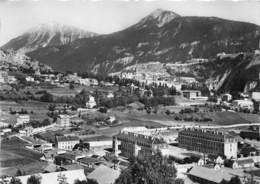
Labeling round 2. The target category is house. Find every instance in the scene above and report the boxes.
[40,149,58,163]
[8,76,17,84]
[107,92,114,98]
[24,126,33,136]
[0,71,8,83]
[207,155,224,165]
[251,91,260,101]
[179,77,197,84]
[78,78,91,86]
[2,169,86,184]
[86,95,96,109]
[222,93,232,102]
[197,158,205,166]
[87,165,120,184]
[106,116,116,124]
[16,115,30,126]
[56,136,80,150]
[232,99,254,111]
[1,128,11,134]
[77,108,89,114]
[0,121,8,128]
[78,157,101,168]
[181,90,201,99]
[25,76,35,82]
[54,152,80,165]
[231,158,255,169]
[57,114,71,127]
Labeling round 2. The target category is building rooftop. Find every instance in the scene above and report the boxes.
[60,164,84,171]
[188,166,233,183]
[236,158,254,165]
[87,165,120,184]
[56,136,79,142]
[56,152,77,161]
[78,157,101,164]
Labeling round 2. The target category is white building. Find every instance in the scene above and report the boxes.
[25,76,35,82]
[251,91,260,101]
[232,99,254,111]
[8,76,17,84]
[222,93,232,102]
[0,71,8,83]
[107,92,114,98]
[86,95,96,109]
[56,135,79,150]
[57,114,70,127]
[16,115,30,127]
[78,78,91,86]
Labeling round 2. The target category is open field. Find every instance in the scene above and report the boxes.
[42,85,118,97]
[207,111,260,125]
[0,100,49,124]
[0,137,43,169]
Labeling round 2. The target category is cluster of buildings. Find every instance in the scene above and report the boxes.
[112,126,260,184]
[0,71,17,84]
[65,73,98,86]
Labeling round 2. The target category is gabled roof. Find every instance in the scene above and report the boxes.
[188,166,233,183]
[56,136,79,142]
[60,164,84,171]
[87,165,120,184]
[44,163,59,173]
[56,153,76,161]
[236,158,254,166]
[78,157,101,164]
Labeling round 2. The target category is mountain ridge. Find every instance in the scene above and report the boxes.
[2,9,260,94]
[1,22,98,53]
[25,12,260,74]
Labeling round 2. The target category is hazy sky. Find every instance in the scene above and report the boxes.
[0,0,260,46]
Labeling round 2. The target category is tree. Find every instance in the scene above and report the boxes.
[27,175,41,184]
[115,152,178,184]
[40,91,53,102]
[220,176,242,184]
[48,104,56,111]
[69,83,75,90]
[9,177,22,184]
[15,169,22,176]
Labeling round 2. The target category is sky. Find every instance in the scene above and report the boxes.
[0,0,260,46]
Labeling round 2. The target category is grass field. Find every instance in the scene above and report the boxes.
[45,85,118,97]
[0,136,47,176]
[0,100,50,124]
[0,137,43,168]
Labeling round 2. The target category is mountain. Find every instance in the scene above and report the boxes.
[3,9,260,93]
[134,8,180,28]
[1,22,97,53]
[24,9,260,75]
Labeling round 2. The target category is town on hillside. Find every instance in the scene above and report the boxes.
[1,2,260,184]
